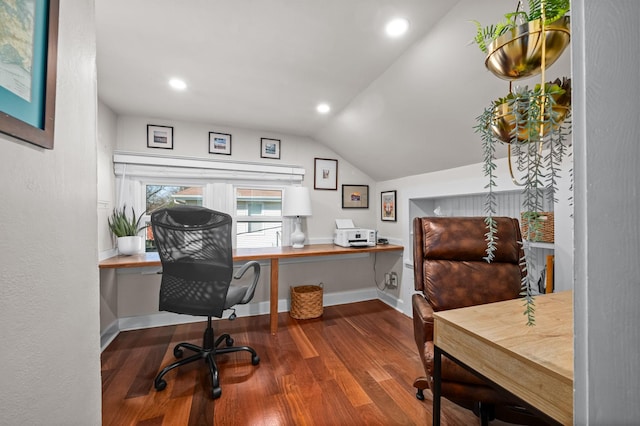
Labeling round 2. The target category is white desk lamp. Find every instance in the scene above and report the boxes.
[282,186,312,248]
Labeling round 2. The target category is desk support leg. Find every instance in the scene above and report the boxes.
[433,346,442,426]
[269,258,279,334]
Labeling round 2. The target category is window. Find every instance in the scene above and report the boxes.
[144,184,203,251]
[114,152,305,251]
[146,185,204,211]
[235,188,283,248]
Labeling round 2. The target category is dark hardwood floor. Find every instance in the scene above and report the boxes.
[101,300,490,425]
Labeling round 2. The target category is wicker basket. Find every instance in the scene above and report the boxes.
[520,211,554,242]
[290,284,323,319]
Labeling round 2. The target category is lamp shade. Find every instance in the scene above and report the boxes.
[282,187,312,217]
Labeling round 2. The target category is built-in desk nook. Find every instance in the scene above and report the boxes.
[99,243,403,334]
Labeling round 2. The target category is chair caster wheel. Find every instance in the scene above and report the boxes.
[212,387,222,399]
[226,337,234,346]
[155,379,167,391]
[416,388,425,401]
[174,347,183,358]
[252,355,260,365]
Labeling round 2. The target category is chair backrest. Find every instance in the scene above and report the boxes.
[151,206,233,318]
[413,216,525,312]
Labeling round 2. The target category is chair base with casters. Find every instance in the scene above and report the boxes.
[153,315,260,399]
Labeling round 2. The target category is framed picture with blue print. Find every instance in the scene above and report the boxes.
[0,0,59,149]
[261,137,280,159]
[209,132,231,155]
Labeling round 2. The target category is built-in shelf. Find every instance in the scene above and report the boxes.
[524,241,554,250]
[407,192,556,291]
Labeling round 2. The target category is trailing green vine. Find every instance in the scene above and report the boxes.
[476,106,499,262]
[475,79,572,326]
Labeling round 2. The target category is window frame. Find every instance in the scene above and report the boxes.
[124,179,291,250]
[234,185,288,248]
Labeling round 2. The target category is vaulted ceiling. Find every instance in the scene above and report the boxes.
[96,0,571,181]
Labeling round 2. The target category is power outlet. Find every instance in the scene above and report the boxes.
[389,272,398,288]
[384,273,391,286]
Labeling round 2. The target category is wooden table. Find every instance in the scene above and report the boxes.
[432,291,573,425]
[99,243,403,334]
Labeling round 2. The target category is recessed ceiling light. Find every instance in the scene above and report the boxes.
[316,103,331,114]
[385,18,409,38]
[169,78,187,90]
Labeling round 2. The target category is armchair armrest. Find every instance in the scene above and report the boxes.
[412,293,434,349]
[234,260,261,304]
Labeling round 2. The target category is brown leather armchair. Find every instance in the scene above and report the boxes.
[412,216,543,425]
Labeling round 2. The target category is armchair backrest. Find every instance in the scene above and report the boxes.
[413,216,524,311]
[151,206,233,318]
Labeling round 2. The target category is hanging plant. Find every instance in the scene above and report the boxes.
[491,78,571,143]
[472,0,570,53]
[472,0,570,80]
[475,77,572,325]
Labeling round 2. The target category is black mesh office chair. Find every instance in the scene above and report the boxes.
[151,206,261,399]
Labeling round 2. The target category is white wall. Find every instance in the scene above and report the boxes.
[98,100,118,252]
[115,115,376,237]
[315,0,571,181]
[573,1,640,423]
[0,1,101,424]
[98,100,118,338]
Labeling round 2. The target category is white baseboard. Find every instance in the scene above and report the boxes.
[100,320,120,352]
[376,290,406,314]
[101,287,384,351]
[118,311,206,332]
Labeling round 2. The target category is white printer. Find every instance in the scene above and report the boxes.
[333,219,376,248]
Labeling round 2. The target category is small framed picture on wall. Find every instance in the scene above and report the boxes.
[261,138,281,159]
[209,132,231,155]
[147,124,173,149]
[381,190,397,221]
[342,185,369,208]
[314,158,338,190]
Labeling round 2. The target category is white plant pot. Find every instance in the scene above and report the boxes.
[117,236,143,255]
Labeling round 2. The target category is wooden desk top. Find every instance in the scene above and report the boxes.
[99,243,403,269]
[434,291,573,425]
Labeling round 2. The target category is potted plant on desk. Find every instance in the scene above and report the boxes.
[108,205,146,255]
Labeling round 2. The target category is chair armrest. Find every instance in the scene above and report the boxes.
[412,293,434,349]
[234,260,261,304]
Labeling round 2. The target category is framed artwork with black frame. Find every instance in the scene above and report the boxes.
[342,184,369,209]
[260,137,280,159]
[0,0,59,149]
[314,158,338,190]
[147,124,173,149]
[209,132,231,155]
[381,190,397,221]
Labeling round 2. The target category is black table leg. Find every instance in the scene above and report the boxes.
[433,345,442,426]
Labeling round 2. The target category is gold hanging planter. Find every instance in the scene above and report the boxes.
[485,16,571,80]
[491,102,570,143]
